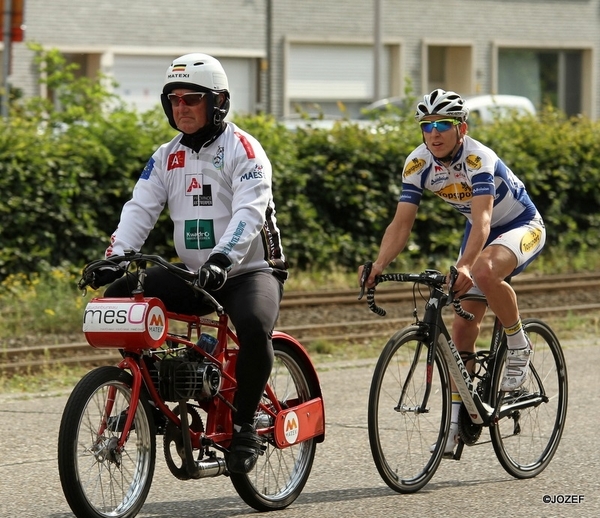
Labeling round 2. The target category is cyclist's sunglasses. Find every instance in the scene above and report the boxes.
[167,92,207,107]
[419,119,461,133]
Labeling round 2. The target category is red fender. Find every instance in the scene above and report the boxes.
[272,331,325,445]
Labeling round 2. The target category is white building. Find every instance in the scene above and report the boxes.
[3,0,598,119]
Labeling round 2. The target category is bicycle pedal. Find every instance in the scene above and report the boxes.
[452,441,465,460]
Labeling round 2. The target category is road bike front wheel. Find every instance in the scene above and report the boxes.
[58,366,156,518]
[368,326,452,493]
[230,338,320,511]
[490,318,568,478]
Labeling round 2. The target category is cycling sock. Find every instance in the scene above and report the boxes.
[505,319,527,349]
[451,392,462,424]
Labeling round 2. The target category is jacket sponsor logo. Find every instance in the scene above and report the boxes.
[222,221,246,255]
[186,175,213,206]
[140,158,155,180]
[186,175,203,195]
[184,219,216,249]
[167,150,186,170]
[241,165,264,181]
[435,182,472,202]
[213,146,224,170]
[465,154,482,170]
[403,158,426,178]
[520,227,543,253]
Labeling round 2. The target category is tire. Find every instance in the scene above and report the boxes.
[58,366,156,518]
[490,318,568,478]
[230,338,319,511]
[368,326,451,493]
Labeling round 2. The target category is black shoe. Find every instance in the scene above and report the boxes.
[227,423,267,474]
[106,406,166,434]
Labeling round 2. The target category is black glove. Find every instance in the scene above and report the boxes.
[89,265,125,290]
[198,253,233,291]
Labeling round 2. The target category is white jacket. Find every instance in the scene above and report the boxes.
[106,122,286,277]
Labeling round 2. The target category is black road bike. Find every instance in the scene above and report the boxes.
[359,265,568,493]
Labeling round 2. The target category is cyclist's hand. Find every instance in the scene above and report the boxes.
[88,265,124,290]
[198,253,232,291]
[448,265,473,298]
[358,261,383,299]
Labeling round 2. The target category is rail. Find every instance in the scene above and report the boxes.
[1,272,599,374]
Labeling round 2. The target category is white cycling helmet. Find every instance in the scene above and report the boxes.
[415,89,469,122]
[161,53,230,129]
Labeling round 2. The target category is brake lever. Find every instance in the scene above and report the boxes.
[358,261,373,300]
[447,265,459,305]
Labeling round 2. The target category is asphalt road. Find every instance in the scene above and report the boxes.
[1,338,599,518]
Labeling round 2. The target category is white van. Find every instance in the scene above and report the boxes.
[464,94,536,124]
[361,94,536,124]
[281,94,536,131]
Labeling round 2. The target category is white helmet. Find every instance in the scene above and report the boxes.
[163,53,229,94]
[161,53,230,129]
[415,89,469,121]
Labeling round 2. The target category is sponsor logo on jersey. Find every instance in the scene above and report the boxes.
[186,175,203,195]
[465,154,482,170]
[185,175,213,206]
[520,227,543,253]
[240,164,264,181]
[403,158,426,178]
[184,219,216,249]
[167,150,186,170]
[222,221,246,255]
[213,146,224,170]
[140,158,155,180]
[435,182,472,202]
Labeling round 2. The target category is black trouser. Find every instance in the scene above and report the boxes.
[105,266,283,426]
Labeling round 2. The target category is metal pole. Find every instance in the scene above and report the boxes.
[373,0,382,101]
[2,0,13,118]
[266,0,272,114]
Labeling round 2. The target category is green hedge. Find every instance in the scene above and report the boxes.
[0,47,598,281]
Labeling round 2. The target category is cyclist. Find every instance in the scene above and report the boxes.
[89,53,288,474]
[359,89,546,454]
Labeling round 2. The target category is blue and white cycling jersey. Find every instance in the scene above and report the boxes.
[400,135,537,228]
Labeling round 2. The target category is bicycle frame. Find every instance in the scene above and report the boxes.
[415,283,548,428]
[85,299,326,456]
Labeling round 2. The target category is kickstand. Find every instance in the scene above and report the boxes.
[453,439,465,460]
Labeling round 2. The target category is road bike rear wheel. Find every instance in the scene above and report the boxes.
[490,318,568,478]
[230,338,320,511]
[58,366,156,518]
[368,326,451,493]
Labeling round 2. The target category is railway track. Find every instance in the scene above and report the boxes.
[2,272,599,374]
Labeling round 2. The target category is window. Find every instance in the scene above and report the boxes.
[423,44,473,95]
[498,48,588,117]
